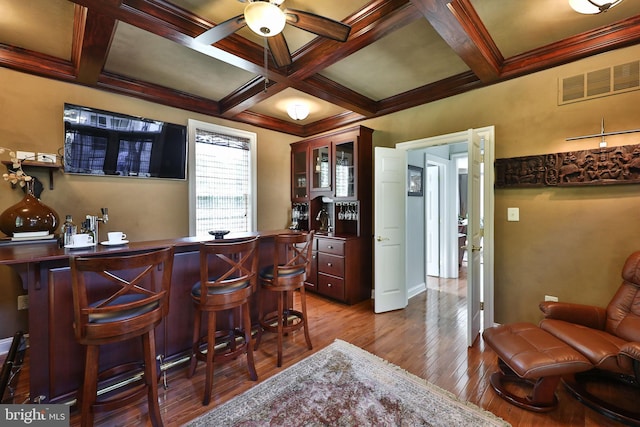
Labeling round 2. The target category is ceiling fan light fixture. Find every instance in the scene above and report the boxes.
[244,2,286,37]
[569,0,624,14]
[287,103,309,121]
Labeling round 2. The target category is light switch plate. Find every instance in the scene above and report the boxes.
[507,207,519,222]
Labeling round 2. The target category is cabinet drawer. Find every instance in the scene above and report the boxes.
[318,253,344,277]
[316,238,345,255]
[318,273,345,301]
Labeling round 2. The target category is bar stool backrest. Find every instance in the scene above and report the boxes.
[70,247,175,345]
[195,237,260,306]
[268,231,314,287]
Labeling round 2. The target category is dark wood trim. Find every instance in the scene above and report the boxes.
[1,0,636,136]
[75,1,120,85]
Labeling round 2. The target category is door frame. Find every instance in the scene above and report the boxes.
[395,126,495,329]
[425,158,444,278]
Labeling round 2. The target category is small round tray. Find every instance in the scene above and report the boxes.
[208,230,230,239]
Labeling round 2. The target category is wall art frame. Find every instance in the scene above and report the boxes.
[495,143,640,188]
[408,165,424,196]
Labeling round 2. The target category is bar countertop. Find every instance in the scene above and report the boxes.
[0,229,298,265]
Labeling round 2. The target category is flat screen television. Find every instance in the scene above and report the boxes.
[63,103,187,180]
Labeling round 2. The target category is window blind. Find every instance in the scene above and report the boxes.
[194,129,252,235]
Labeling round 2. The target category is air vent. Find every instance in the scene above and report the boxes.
[559,60,640,105]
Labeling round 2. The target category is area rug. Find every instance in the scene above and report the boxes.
[184,339,510,427]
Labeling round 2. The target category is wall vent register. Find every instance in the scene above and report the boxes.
[559,60,640,105]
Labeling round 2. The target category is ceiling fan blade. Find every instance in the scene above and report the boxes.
[195,15,246,45]
[267,33,292,67]
[284,9,351,42]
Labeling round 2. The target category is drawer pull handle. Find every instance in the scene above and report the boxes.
[327,283,332,287]
[327,262,333,267]
[327,245,333,249]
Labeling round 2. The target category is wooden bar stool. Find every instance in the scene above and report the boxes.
[69,247,175,427]
[188,237,260,406]
[255,231,314,367]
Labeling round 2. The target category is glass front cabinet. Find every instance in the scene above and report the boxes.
[310,142,331,196]
[289,126,373,304]
[291,143,308,201]
[334,139,355,199]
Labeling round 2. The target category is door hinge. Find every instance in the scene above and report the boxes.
[480,301,484,310]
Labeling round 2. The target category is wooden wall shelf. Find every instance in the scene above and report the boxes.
[2,160,61,190]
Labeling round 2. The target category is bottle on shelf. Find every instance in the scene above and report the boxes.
[62,215,77,246]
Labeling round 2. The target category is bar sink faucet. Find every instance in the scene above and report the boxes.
[85,208,108,243]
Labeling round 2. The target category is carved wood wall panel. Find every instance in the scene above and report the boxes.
[495,144,640,188]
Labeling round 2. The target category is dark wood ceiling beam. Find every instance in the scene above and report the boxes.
[74,1,120,85]
[233,111,306,136]
[219,78,285,117]
[124,0,210,35]
[99,72,221,116]
[292,75,378,116]
[71,5,87,71]
[410,0,501,83]
[377,71,482,115]
[0,45,76,82]
[501,15,640,79]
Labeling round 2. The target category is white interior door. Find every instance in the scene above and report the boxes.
[374,147,407,313]
[467,129,483,346]
[426,163,440,276]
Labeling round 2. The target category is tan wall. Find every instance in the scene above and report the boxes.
[2,43,640,329]
[361,43,640,325]
[0,68,297,242]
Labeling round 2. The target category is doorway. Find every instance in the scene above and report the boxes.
[395,126,495,343]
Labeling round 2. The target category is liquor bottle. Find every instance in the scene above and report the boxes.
[62,215,77,246]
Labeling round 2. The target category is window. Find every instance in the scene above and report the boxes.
[188,119,257,237]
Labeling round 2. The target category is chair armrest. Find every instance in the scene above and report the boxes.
[620,342,640,361]
[619,342,640,376]
[539,301,607,330]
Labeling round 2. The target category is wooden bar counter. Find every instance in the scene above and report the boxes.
[0,230,294,404]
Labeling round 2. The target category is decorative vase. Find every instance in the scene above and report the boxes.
[0,182,60,236]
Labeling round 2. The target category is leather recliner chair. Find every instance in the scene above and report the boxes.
[539,250,640,424]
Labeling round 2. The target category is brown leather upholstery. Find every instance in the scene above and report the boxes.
[483,323,592,379]
[537,251,640,424]
[540,250,640,375]
[482,322,592,412]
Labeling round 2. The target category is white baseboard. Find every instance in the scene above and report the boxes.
[408,282,426,299]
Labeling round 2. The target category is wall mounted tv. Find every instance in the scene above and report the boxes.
[63,103,187,180]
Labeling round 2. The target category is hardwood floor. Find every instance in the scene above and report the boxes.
[3,272,629,426]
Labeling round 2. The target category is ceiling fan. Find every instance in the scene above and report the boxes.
[195,0,351,68]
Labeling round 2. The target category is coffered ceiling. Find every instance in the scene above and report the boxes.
[1,0,640,137]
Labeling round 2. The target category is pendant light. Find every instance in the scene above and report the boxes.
[287,104,310,121]
[244,1,286,37]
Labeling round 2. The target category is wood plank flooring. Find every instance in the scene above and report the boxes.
[3,272,629,426]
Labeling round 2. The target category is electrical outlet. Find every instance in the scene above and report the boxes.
[16,151,36,161]
[17,295,29,310]
[544,295,558,302]
[37,153,57,163]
